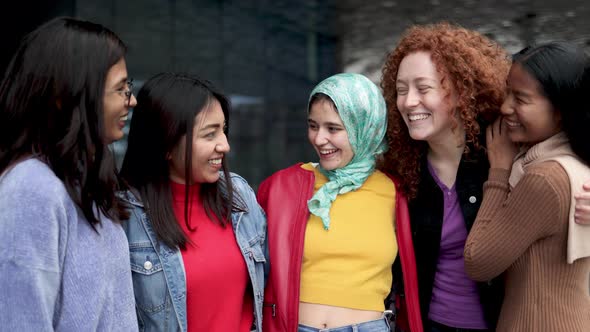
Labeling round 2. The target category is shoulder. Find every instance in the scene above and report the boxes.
[227,172,256,196]
[511,161,571,213]
[1,158,72,209]
[369,170,396,190]
[227,173,266,225]
[260,163,314,186]
[117,189,144,208]
[116,189,145,233]
[257,163,315,208]
[227,172,260,209]
[372,169,394,181]
[521,161,570,205]
[527,161,569,185]
[0,159,76,270]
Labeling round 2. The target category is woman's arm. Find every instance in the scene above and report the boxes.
[464,163,569,281]
[0,177,70,330]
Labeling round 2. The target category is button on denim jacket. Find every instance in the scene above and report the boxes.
[120,173,268,332]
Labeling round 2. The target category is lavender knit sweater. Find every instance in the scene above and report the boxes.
[0,158,138,331]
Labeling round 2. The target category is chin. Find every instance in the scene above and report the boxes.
[507,133,524,144]
[319,162,339,171]
[408,132,430,142]
[205,175,221,184]
[107,132,124,144]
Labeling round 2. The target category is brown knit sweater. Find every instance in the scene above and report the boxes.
[464,162,590,332]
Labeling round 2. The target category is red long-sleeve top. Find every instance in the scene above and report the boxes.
[171,181,253,332]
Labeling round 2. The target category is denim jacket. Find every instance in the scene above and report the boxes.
[120,173,267,332]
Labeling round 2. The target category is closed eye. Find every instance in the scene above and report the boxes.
[418,86,431,93]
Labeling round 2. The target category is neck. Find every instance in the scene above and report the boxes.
[427,131,465,188]
[170,180,202,202]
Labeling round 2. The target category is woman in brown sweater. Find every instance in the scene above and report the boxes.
[464,42,590,331]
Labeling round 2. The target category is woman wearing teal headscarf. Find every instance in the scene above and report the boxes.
[258,73,422,332]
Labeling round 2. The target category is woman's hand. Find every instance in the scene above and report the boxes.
[574,180,590,225]
[486,117,519,170]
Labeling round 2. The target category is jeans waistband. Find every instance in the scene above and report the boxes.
[298,310,393,332]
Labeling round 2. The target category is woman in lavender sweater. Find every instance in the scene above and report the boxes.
[0,17,138,331]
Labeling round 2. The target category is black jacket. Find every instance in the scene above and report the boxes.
[394,150,504,331]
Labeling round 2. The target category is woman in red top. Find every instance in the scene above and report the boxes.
[119,73,267,332]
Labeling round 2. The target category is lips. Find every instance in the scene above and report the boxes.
[408,113,431,122]
[319,148,338,155]
[504,118,522,128]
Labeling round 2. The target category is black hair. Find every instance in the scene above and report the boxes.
[309,93,336,111]
[120,72,245,249]
[513,42,590,164]
[0,16,128,224]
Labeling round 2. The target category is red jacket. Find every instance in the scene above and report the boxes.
[257,164,423,332]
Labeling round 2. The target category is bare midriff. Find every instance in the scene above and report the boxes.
[298,302,383,329]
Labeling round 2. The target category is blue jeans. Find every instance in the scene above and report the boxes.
[297,315,392,332]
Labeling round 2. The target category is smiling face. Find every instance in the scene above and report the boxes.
[103,58,137,143]
[395,51,462,145]
[307,98,354,171]
[168,98,230,184]
[501,63,562,145]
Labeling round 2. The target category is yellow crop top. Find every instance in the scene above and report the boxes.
[299,163,397,311]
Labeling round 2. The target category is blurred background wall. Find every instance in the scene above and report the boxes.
[1,0,588,188]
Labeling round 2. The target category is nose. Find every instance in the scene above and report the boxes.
[403,87,420,109]
[500,95,513,116]
[313,128,329,146]
[216,133,230,153]
[128,94,138,108]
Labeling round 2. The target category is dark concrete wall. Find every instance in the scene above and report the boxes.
[337,0,590,81]
[2,0,587,187]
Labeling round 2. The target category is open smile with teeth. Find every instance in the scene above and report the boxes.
[319,149,338,155]
[120,114,129,121]
[209,158,222,165]
[504,119,521,128]
[408,113,430,122]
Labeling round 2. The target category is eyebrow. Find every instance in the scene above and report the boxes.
[513,90,533,99]
[109,76,128,88]
[396,77,437,84]
[308,119,343,127]
[198,123,223,131]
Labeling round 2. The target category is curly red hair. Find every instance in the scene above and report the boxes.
[379,22,510,199]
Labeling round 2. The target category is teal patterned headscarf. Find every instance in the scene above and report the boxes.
[307,73,388,230]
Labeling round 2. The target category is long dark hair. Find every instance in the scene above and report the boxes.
[120,73,245,249]
[513,42,590,163]
[0,17,128,224]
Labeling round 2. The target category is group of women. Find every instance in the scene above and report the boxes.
[0,16,589,332]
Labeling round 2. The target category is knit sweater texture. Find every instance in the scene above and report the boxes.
[0,158,138,331]
[465,164,590,332]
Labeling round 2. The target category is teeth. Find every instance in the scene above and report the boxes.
[408,114,430,121]
[320,149,337,155]
[209,158,222,165]
[120,115,128,121]
[505,120,521,127]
